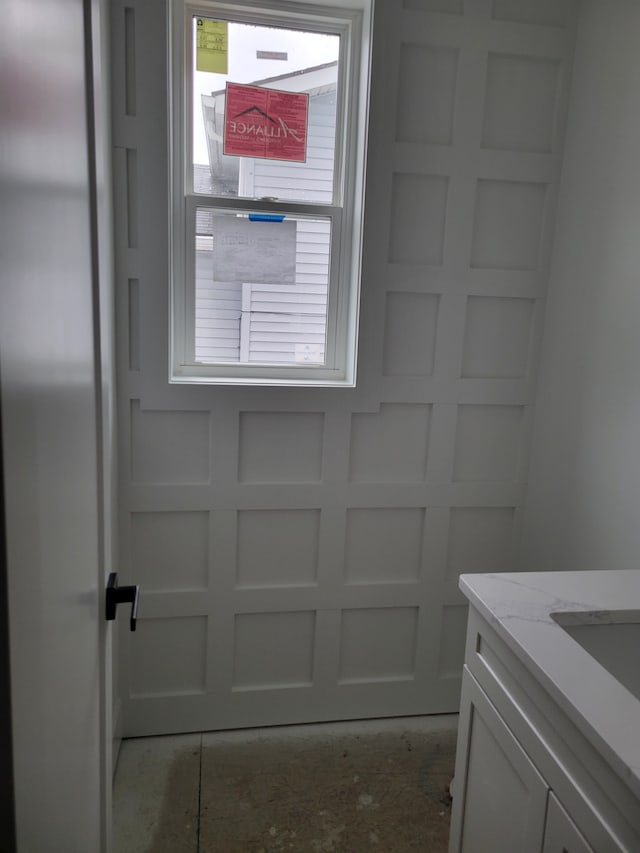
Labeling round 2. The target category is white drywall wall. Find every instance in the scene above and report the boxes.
[521,0,640,571]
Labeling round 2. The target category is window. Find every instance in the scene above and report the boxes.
[170,0,373,385]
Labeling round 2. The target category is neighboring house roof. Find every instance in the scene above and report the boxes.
[209,61,338,97]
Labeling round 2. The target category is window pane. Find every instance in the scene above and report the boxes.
[195,209,331,365]
[193,18,340,203]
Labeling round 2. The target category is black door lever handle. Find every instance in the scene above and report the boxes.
[106,572,139,631]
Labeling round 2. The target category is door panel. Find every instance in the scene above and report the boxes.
[0,0,112,847]
[113,0,578,735]
[543,793,594,853]
[450,670,548,853]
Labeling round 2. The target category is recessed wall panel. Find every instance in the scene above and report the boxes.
[396,45,458,146]
[447,507,516,578]
[462,297,534,379]
[383,292,439,377]
[131,511,209,590]
[130,401,210,484]
[130,617,207,696]
[237,509,320,588]
[233,612,315,690]
[349,404,430,482]
[483,53,561,153]
[389,174,448,266]
[340,608,418,683]
[345,508,424,584]
[471,180,547,271]
[238,412,324,483]
[454,405,524,482]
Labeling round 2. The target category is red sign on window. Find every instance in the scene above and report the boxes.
[223,82,309,163]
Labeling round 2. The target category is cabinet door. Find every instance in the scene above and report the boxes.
[449,668,549,853]
[543,793,594,853]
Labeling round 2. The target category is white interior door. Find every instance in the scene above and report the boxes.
[113,0,579,737]
[0,0,113,848]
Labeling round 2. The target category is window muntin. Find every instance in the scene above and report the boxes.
[171,0,371,386]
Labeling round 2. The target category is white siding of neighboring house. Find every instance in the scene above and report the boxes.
[195,88,335,364]
[241,281,328,364]
[195,250,241,362]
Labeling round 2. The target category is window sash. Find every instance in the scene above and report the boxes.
[177,197,344,380]
[184,1,352,206]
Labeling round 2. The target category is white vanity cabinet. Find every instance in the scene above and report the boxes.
[449,602,640,853]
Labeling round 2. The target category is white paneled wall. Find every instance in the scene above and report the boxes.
[112,0,578,735]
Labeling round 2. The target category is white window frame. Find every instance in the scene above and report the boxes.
[169,0,373,386]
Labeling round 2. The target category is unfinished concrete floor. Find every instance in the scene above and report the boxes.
[113,716,457,852]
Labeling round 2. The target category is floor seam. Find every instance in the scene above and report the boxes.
[196,733,203,853]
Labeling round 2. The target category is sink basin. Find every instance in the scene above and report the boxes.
[551,610,640,701]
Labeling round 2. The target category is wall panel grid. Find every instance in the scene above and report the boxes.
[112,0,577,735]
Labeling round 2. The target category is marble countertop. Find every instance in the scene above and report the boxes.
[459,570,640,801]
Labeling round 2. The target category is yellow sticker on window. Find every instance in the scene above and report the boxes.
[196,19,228,74]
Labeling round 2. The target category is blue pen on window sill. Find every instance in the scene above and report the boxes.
[248,213,285,222]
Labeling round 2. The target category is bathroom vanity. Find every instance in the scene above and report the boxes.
[448,571,640,852]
